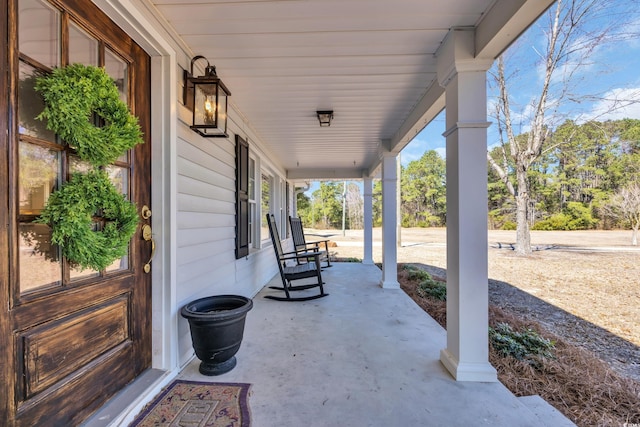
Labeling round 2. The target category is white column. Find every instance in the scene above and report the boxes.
[436,29,496,382]
[362,177,374,265]
[380,153,399,288]
[293,183,311,218]
[396,155,402,247]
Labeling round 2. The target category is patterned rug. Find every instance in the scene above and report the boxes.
[129,380,251,426]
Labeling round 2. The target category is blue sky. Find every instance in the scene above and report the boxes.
[306,2,640,196]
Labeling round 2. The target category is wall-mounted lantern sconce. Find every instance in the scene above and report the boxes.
[316,110,333,127]
[183,55,231,137]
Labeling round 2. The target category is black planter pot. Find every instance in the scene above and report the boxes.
[181,295,253,376]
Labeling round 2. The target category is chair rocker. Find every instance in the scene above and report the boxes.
[265,214,328,301]
[289,216,332,268]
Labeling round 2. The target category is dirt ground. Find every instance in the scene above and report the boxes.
[310,228,640,382]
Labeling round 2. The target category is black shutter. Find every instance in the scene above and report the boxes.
[235,135,249,258]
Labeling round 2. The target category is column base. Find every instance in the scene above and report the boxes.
[379,280,400,289]
[362,259,375,265]
[440,348,497,382]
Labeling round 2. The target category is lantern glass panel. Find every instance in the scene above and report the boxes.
[194,82,218,127]
[217,85,228,133]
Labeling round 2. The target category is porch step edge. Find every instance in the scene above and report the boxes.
[81,368,171,427]
[517,395,577,427]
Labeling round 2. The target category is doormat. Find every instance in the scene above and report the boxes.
[129,380,251,426]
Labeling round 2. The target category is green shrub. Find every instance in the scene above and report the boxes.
[489,322,555,363]
[533,202,598,230]
[565,202,598,229]
[533,213,571,230]
[501,221,517,230]
[402,264,429,281]
[417,277,447,301]
[403,265,447,300]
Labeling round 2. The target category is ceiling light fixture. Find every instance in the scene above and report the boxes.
[316,110,333,127]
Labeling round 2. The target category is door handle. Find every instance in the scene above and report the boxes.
[141,224,155,274]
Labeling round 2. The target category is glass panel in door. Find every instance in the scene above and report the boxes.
[105,48,128,103]
[18,0,60,68]
[68,22,98,65]
[18,142,62,293]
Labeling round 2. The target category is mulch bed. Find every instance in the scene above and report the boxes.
[398,264,640,427]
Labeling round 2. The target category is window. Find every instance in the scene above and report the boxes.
[285,182,290,237]
[260,173,272,243]
[235,135,290,257]
[248,157,256,247]
[280,180,286,236]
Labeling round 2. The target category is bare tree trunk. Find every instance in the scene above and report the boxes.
[632,227,638,246]
[515,168,532,254]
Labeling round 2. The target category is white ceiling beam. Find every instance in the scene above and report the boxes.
[287,168,368,181]
[475,0,555,58]
[386,82,445,155]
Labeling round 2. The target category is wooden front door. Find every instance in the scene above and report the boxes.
[0,0,152,425]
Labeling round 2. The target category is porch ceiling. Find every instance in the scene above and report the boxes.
[149,0,552,181]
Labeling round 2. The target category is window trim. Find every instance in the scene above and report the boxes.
[248,155,257,249]
[260,171,273,245]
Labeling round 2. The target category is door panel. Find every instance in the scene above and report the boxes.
[16,342,137,426]
[22,294,129,397]
[1,0,152,425]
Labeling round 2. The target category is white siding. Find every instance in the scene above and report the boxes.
[174,67,289,366]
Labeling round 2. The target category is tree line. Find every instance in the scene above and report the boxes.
[296,118,640,245]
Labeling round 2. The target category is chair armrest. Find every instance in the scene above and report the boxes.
[282,247,322,256]
[281,249,302,256]
[279,251,322,262]
[307,239,330,244]
[308,239,330,252]
[299,242,321,250]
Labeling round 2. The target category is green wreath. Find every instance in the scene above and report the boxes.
[36,169,139,271]
[35,64,143,167]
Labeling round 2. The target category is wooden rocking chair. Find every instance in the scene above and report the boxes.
[265,214,328,301]
[289,216,332,268]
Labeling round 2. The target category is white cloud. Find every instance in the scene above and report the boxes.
[613,12,640,49]
[435,147,446,159]
[399,147,422,166]
[586,87,640,121]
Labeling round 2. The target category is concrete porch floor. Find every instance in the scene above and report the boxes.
[172,262,573,427]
